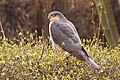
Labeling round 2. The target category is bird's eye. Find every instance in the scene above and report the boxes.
[51,14,56,17]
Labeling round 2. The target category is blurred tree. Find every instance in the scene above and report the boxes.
[118,0,120,8]
[0,0,119,45]
[40,0,53,41]
[94,0,119,47]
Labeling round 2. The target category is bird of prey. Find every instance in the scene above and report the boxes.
[48,11,101,71]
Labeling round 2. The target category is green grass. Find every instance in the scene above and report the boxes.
[0,35,120,80]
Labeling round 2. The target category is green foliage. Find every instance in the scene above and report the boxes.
[0,34,120,80]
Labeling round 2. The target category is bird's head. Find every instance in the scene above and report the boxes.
[48,11,66,22]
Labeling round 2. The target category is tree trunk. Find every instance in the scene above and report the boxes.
[94,0,119,47]
[118,0,120,8]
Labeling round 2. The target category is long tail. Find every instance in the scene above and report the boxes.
[77,48,101,71]
[86,57,101,71]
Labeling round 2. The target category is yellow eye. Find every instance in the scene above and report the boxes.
[51,14,56,17]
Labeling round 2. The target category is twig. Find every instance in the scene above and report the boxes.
[0,20,6,40]
[40,28,45,59]
[40,43,45,59]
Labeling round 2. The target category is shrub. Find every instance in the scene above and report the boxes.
[0,34,120,80]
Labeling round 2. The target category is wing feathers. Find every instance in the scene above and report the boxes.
[50,21,101,71]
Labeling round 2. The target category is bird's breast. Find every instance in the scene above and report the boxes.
[49,21,55,44]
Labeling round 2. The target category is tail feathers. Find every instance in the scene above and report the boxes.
[81,47,89,57]
[78,49,101,71]
[86,58,101,71]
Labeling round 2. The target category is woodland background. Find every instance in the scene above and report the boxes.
[0,0,120,42]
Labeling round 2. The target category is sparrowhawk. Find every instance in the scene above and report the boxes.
[48,11,101,71]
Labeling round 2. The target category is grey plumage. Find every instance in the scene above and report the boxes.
[48,11,101,71]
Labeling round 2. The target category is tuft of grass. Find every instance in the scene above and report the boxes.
[0,34,120,80]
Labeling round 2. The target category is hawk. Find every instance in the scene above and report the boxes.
[48,11,101,71]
